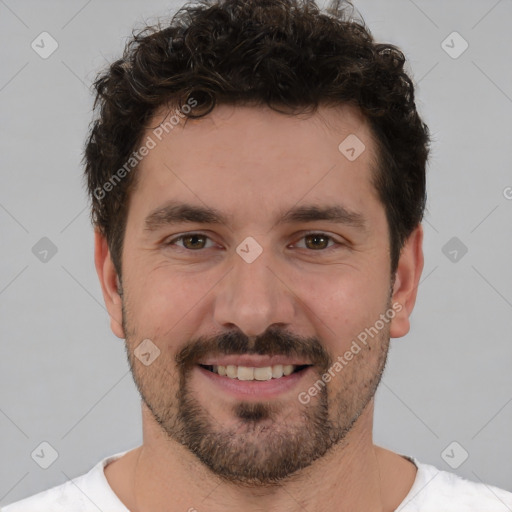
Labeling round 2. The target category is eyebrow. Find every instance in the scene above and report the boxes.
[144,200,368,233]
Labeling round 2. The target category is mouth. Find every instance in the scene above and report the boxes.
[195,361,314,400]
[198,363,312,381]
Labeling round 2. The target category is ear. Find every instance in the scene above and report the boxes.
[389,224,424,339]
[94,229,125,339]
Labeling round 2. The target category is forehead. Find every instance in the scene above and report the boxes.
[129,102,382,230]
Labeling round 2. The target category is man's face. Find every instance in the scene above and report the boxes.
[116,103,401,485]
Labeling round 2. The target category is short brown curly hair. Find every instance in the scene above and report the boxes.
[83,0,430,279]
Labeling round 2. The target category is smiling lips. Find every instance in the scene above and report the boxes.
[197,355,312,382]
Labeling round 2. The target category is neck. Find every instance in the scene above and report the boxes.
[127,402,397,512]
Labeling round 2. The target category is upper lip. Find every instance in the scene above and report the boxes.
[197,355,312,368]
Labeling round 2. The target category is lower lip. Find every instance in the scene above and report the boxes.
[196,365,313,400]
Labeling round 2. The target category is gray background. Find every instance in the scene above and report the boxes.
[1,0,511,506]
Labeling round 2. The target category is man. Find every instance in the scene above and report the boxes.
[3,0,511,510]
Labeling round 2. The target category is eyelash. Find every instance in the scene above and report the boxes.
[164,232,344,253]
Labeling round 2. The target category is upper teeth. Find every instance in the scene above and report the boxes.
[211,364,296,381]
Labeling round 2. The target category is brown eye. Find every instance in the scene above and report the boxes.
[303,233,332,250]
[166,233,214,250]
[182,234,207,249]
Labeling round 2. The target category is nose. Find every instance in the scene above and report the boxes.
[213,242,297,339]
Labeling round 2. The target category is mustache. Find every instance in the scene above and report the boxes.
[175,326,332,371]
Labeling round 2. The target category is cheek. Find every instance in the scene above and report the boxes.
[123,264,219,336]
[294,270,389,340]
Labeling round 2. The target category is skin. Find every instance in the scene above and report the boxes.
[95,102,424,512]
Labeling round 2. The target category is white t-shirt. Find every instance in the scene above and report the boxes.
[2,450,512,511]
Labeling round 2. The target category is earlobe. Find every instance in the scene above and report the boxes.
[94,230,125,339]
[389,224,424,339]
